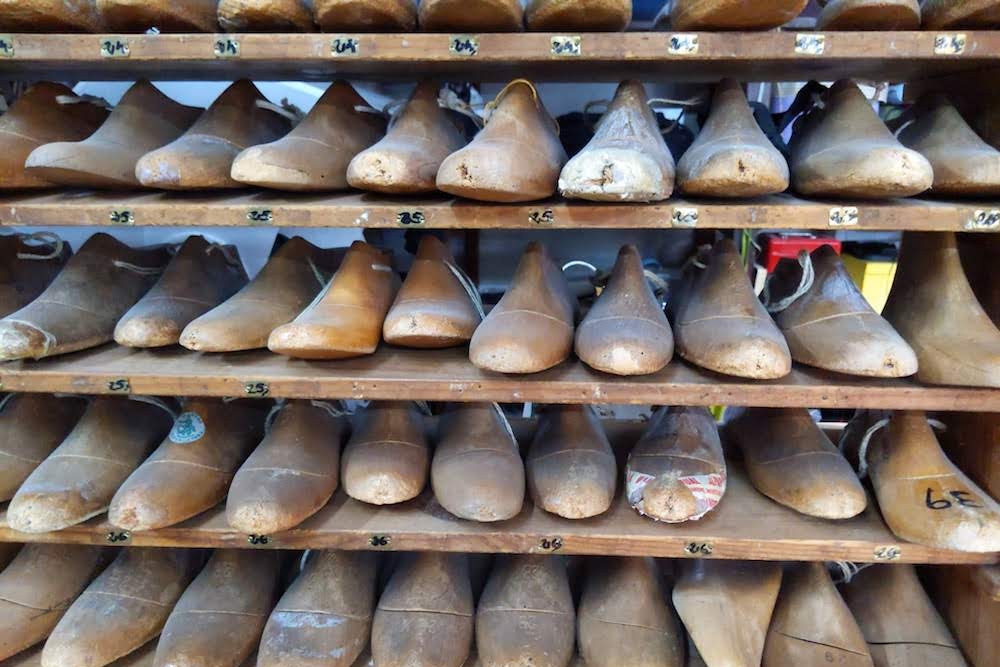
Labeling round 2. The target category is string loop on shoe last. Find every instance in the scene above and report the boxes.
[444,260,486,319]
[310,399,348,419]
[841,417,890,479]
[113,260,165,276]
[0,393,13,414]
[438,88,485,129]
[264,398,286,434]
[492,402,517,444]
[763,249,814,314]
[16,231,64,260]
[256,98,305,124]
[128,395,180,421]
[205,243,242,269]
[55,93,112,110]
[484,79,560,135]
[828,561,873,584]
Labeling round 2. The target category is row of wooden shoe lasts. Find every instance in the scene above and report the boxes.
[6,76,1000,201]
[1,226,997,387]
[3,393,998,553]
[0,545,968,667]
[5,0,999,33]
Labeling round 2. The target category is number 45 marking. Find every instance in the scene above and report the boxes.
[926,488,984,510]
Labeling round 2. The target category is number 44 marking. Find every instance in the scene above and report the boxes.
[925,488,984,510]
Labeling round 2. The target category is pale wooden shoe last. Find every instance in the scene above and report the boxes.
[218,0,316,31]
[314,0,418,30]
[432,403,525,522]
[96,0,218,31]
[348,81,469,194]
[625,406,726,523]
[671,239,791,379]
[817,0,921,29]
[0,83,108,190]
[560,80,674,202]
[526,0,632,30]
[114,236,248,348]
[437,80,567,203]
[469,242,575,374]
[677,78,789,198]
[922,0,1000,28]
[726,407,867,519]
[258,551,377,667]
[0,0,102,32]
[526,404,616,520]
[227,400,347,534]
[419,0,523,31]
[662,0,809,29]
[25,80,202,189]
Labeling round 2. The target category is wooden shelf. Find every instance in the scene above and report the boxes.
[0,191,998,232]
[0,32,997,82]
[1,344,997,411]
[0,464,991,564]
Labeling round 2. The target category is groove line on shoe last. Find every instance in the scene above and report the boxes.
[773,631,874,657]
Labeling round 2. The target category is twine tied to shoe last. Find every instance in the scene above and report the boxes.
[484,79,560,135]
[255,99,306,124]
[128,395,180,420]
[205,242,243,270]
[828,561,873,584]
[438,88,485,129]
[444,260,485,319]
[840,416,948,479]
[16,231,64,260]
[492,401,516,444]
[762,249,814,314]
[112,260,166,276]
[56,94,112,110]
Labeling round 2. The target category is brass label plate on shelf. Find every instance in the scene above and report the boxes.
[214,37,240,58]
[794,33,825,55]
[829,206,858,227]
[672,207,698,228]
[331,36,360,57]
[528,209,555,225]
[966,209,1000,231]
[551,35,581,57]
[934,33,966,55]
[397,210,426,226]
[0,35,14,58]
[450,35,479,56]
[247,208,273,225]
[667,34,698,55]
[110,209,135,225]
[100,37,130,58]
[107,378,131,393]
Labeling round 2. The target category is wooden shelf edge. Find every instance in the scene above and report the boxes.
[0,192,996,232]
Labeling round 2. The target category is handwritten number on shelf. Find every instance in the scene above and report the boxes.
[107,530,130,543]
[370,534,391,547]
[107,378,131,393]
[214,38,240,57]
[247,534,270,545]
[397,211,426,226]
[684,542,713,556]
[934,33,966,55]
[874,545,901,561]
[450,35,479,56]
[967,209,1000,231]
[925,487,984,510]
[247,208,273,225]
[331,36,360,57]
[551,36,581,57]
[0,36,13,58]
[528,209,554,225]
[244,381,270,398]
[539,537,563,552]
[110,209,135,225]
[100,38,130,58]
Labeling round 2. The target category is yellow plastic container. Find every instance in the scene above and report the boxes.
[842,253,897,314]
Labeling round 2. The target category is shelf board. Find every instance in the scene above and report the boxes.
[0,463,991,564]
[0,191,997,232]
[1,344,997,411]
[0,32,997,82]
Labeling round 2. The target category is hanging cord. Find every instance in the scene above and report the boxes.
[113,260,166,276]
[264,398,286,434]
[205,242,243,270]
[306,257,329,288]
[444,261,486,319]
[438,88,485,129]
[762,250,814,314]
[16,231,64,260]
[582,98,611,132]
[128,395,180,420]
[492,402,516,444]
[414,400,432,416]
[310,399,349,419]
[0,393,13,414]
[380,98,408,129]
[255,98,305,124]
[55,93,112,110]
[838,416,947,479]
[681,244,713,271]
[828,561,874,584]
[562,260,599,274]
[648,95,705,135]
[643,269,670,307]
[777,80,830,135]
[483,79,560,135]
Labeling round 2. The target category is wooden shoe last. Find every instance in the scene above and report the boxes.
[180,237,344,352]
[0,394,88,502]
[218,0,316,31]
[96,0,218,31]
[476,556,575,667]
[789,80,933,199]
[525,0,632,30]
[341,401,429,505]
[372,552,474,667]
[769,246,918,377]
[258,550,377,667]
[42,548,200,667]
[432,403,525,522]
[108,398,267,531]
[4,643,163,667]
[154,550,280,667]
[671,239,791,379]
[0,83,108,189]
[727,407,867,519]
[578,557,682,667]
[419,0,523,31]
[663,0,808,29]
[575,245,673,375]
[227,400,348,534]
[348,81,468,194]
[559,80,674,202]
[0,545,108,661]
[136,81,292,190]
[0,233,171,360]
[26,80,201,189]
[898,94,1000,196]
[231,82,385,191]
[7,397,173,533]
[0,235,72,317]
[843,410,1000,552]
[672,560,782,667]
[526,404,616,519]
[0,0,101,31]
[843,565,967,667]
[817,0,921,29]
[437,80,567,202]
[763,562,873,667]
[115,236,248,348]
[677,78,789,198]
[922,0,1000,27]
[382,236,482,348]
[469,242,575,374]
[314,0,418,30]
[269,241,399,359]
[625,406,726,523]
[883,232,1000,387]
